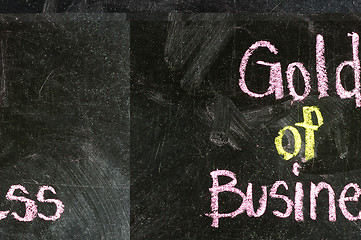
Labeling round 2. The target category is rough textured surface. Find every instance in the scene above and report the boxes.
[131,14,361,239]
[0,14,129,239]
[2,1,361,239]
[3,0,361,13]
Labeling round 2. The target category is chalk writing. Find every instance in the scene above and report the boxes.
[239,32,361,107]
[336,32,361,107]
[6,185,38,222]
[1,185,64,222]
[206,29,361,230]
[275,106,323,161]
[207,169,361,227]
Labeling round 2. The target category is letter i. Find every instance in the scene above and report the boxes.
[293,162,304,221]
[295,182,304,221]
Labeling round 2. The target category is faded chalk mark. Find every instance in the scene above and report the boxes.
[38,69,55,97]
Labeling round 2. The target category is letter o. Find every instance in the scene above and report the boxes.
[275,126,301,160]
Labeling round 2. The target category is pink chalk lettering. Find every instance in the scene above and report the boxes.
[244,183,267,217]
[316,34,329,98]
[310,182,336,222]
[206,169,361,226]
[336,32,361,107]
[37,186,64,221]
[286,62,311,101]
[239,41,283,99]
[0,191,9,220]
[206,170,247,228]
[292,162,301,176]
[6,185,37,222]
[338,183,361,221]
[0,210,9,220]
[270,181,293,218]
[294,182,304,221]
[206,170,267,228]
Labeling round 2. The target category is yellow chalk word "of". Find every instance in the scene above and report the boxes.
[275,106,323,161]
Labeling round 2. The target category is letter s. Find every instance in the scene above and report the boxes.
[6,185,37,222]
[37,186,64,221]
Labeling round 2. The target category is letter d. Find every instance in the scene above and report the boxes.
[336,32,361,107]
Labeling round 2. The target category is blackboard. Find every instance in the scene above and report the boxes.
[3,1,361,14]
[130,14,361,239]
[0,14,129,239]
[4,5,361,240]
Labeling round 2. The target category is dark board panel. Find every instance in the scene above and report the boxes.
[0,14,129,239]
[2,1,361,13]
[131,14,361,239]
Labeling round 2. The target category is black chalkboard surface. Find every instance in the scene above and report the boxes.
[3,1,361,14]
[130,14,361,239]
[0,15,129,239]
